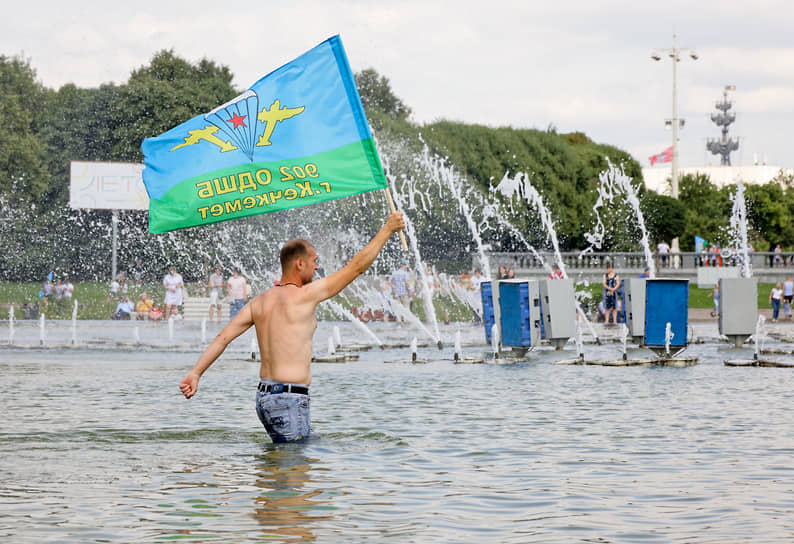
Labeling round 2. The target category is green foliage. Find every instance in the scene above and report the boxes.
[4,52,794,286]
[0,55,51,199]
[640,192,687,245]
[418,122,642,251]
[112,50,237,162]
[355,68,411,121]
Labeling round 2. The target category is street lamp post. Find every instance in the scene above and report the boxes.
[652,34,698,258]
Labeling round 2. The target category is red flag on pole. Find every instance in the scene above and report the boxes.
[649,146,673,166]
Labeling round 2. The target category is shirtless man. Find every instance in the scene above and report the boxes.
[179,212,405,442]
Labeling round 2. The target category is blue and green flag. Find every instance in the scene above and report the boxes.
[141,35,387,233]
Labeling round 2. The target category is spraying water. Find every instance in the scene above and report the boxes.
[8,306,14,345]
[333,326,342,348]
[454,330,462,362]
[322,299,383,347]
[620,322,629,360]
[584,160,656,279]
[39,314,45,346]
[133,325,140,344]
[495,171,601,344]
[327,335,336,356]
[575,322,584,361]
[70,300,78,346]
[410,337,418,362]
[495,171,567,277]
[665,322,674,356]
[754,314,766,360]
[384,156,443,348]
[201,318,207,345]
[729,182,752,278]
[491,323,500,359]
[168,317,174,344]
[419,146,492,279]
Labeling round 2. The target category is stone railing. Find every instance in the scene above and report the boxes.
[481,251,794,283]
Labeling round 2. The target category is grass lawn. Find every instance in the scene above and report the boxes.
[579,280,775,310]
[0,281,172,320]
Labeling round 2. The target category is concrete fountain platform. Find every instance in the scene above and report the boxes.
[556,355,698,367]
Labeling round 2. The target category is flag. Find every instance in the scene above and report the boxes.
[648,146,673,166]
[694,235,707,253]
[141,35,387,233]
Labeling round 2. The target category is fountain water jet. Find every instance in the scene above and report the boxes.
[754,315,766,360]
[70,300,78,346]
[729,182,752,278]
[495,171,601,344]
[39,314,45,346]
[384,156,443,349]
[322,299,383,348]
[8,306,14,345]
[584,160,656,278]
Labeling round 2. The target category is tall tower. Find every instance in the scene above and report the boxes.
[706,85,740,165]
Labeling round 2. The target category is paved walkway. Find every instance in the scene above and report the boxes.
[688,307,791,323]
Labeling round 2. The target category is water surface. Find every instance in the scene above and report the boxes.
[2,321,793,542]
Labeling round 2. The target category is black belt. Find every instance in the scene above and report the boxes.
[258,382,309,395]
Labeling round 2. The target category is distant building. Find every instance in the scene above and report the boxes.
[642,164,793,194]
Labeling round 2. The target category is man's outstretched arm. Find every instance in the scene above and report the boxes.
[308,212,405,303]
[179,303,254,398]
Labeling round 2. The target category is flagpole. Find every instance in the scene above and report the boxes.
[383,188,409,252]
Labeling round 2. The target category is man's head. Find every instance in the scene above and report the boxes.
[214,266,222,274]
[281,239,318,283]
[400,260,408,269]
[169,266,176,275]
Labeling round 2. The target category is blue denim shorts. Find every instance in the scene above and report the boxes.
[255,379,310,443]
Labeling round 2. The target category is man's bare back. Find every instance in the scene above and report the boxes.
[179,212,405,400]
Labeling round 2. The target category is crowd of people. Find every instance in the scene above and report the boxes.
[107,265,249,322]
[39,276,75,309]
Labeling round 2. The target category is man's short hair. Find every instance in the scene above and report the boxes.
[280,239,312,271]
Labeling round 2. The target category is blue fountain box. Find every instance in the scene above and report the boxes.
[481,281,495,343]
[499,280,541,347]
[644,279,689,348]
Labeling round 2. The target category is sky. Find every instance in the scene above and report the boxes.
[3,0,793,171]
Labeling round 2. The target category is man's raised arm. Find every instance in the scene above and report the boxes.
[309,212,405,303]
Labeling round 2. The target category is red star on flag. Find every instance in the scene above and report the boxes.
[228,113,247,129]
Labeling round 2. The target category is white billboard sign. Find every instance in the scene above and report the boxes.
[69,161,149,210]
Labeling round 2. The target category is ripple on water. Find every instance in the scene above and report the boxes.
[2,337,794,542]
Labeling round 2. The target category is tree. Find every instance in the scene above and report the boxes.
[354,68,411,121]
[110,50,238,162]
[640,192,687,245]
[0,55,51,200]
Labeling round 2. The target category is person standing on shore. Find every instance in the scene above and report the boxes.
[783,276,794,320]
[208,266,225,322]
[179,212,405,443]
[769,283,783,322]
[227,268,248,319]
[163,266,184,321]
[390,260,413,318]
[601,264,621,324]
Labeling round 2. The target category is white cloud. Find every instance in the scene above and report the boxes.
[1,0,792,168]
